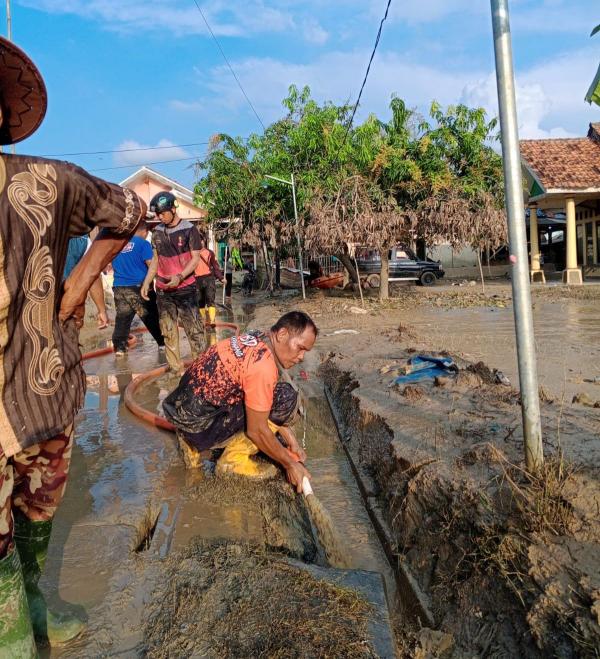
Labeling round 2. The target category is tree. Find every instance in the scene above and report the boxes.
[415,104,506,291]
[586,24,600,106]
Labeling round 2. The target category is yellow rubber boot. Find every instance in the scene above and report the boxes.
[216,432,277,479]
[207,306,216,326]
[198,307,207,323]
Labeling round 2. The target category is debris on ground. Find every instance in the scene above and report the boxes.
[393,355,457,385]
[142,541,376,659]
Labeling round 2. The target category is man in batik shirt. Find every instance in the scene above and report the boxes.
[0,37,145,654]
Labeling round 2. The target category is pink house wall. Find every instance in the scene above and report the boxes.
[128,177,207,223]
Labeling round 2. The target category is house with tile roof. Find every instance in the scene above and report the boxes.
[521,123,600,283]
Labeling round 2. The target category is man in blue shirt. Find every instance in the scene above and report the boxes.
[112,222,165,354]
[63,236,110,329]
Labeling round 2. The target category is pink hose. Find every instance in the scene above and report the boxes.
[81,322,240,432]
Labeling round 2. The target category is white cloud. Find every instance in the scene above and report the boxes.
[191,43,599,138]
[462,48,599,139]
[19,0,293,37]
[302,18,329,45]
[371,0,483,25]
[113,139,190,166]
[202,50,480,126]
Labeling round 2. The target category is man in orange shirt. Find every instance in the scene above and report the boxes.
[163,311,317,491]
[195,234,224,327]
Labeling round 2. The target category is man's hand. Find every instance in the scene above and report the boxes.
[285,461,312,494]
[164,274,182,289]
[141,282,150,301]
[59,230,133,325]
[59,276,88,325]
[97,310,109,329]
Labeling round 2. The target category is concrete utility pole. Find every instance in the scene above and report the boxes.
[264,173,306,300]
[6,0,11,40]
[6,0,15,154]
[490,0,543,471]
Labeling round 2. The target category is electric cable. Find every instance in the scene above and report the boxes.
[90,156,200,173]
[43,141,212,158]
[336,0,393,157]
[190,0,266,131]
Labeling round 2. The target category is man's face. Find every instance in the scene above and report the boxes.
[158,209,175,225]
[273,327,316,369]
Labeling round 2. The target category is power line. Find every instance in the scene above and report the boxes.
[337,0,393,154]
[190,0,266,131]
[90,156,199,173]
[42,141,212,158]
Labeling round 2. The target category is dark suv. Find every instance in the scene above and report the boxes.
[355,246,444,287]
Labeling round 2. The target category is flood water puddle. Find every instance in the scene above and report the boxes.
[407,299,600,400]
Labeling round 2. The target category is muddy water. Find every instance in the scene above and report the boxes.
[42,303,396,656]
[407,299,600,401]
[297,365,398,606]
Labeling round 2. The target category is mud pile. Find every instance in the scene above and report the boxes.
[320,353,600,658]
[142,540,375,658]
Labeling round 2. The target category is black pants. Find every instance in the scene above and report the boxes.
[225,272,233,298]
[196,275,216,308]
[112,286,164,352]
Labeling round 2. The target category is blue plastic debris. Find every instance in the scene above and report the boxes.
[393,355,457,385]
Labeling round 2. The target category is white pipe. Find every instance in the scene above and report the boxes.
[302,476,313,497]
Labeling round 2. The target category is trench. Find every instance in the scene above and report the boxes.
[41,305,400,658]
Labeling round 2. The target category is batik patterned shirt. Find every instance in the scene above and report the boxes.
[0,154,144,457]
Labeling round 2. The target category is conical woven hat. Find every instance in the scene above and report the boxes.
[0,37,47,145]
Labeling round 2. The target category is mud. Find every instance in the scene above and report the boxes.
[41,296,399,657]
[142,541,376,658]
[252,287,600,657]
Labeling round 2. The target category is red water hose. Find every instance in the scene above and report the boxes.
[81,322,240,431]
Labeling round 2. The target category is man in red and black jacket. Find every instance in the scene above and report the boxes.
[141,192,205,373]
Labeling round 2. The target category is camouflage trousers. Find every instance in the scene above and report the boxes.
[0,428,73,559]
[156,285,205,373]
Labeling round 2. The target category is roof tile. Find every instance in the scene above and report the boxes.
[520,125,600,192]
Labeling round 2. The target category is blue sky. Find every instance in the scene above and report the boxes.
[11,0,600,188]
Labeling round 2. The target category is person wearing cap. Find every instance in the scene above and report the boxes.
[0,38,146,653]
[141,191,205,373]
[163,311,317,491]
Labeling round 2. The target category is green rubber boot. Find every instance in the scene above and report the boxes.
[13,515,85,646]
[0,546,37,658]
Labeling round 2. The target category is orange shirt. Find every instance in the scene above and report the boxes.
[185,332,278,412]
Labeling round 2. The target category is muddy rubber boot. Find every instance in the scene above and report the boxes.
[0,546,37,658]
[207,306,216,326]
[177,434,204,469]
[216,432,277,479]
[198,307,207,324]
[13,516,85,646]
